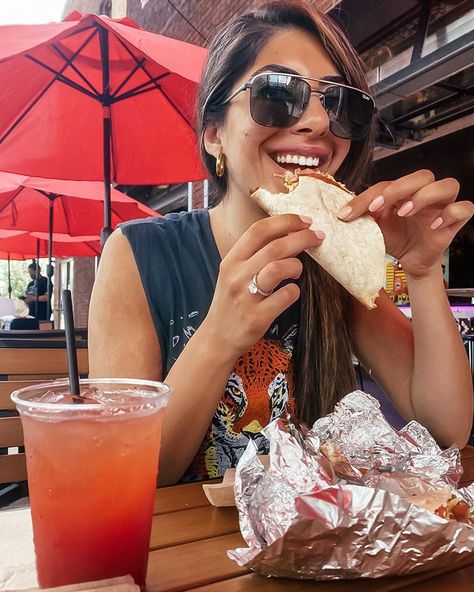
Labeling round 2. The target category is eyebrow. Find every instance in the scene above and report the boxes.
[251,64,347,84]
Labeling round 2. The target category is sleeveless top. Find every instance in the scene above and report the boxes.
[121,209,299,482]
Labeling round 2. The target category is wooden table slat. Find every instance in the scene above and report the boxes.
[150,506,238,550]
[146,532,248,592]
[153,481,216,515]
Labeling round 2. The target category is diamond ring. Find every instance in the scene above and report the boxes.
[248,272,273,297]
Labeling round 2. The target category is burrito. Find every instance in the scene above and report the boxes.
[251,169,386,309]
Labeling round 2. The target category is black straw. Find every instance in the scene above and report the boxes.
[62,289,81,398]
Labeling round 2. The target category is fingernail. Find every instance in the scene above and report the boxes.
[431,217,443,230]
[299,215,313,224]
[368,195,384,212]
[314,230,325,240]
[397,201,414,217]
[337,206,352,220]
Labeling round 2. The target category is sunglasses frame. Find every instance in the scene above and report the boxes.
[220,71,376,139]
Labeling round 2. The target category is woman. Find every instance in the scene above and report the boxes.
[89,0,473,485]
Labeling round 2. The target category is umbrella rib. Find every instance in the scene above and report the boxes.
[26,55,99,102]
[61,196,73,237]
[111,58,145,99]
[111,33,163,99]
[113,71,169,102]
[157,87,194,129]
[0,29,100,145]
[1,186,24,226]
[25,26,100,100]
[52,43,101,97]
[0,70,65,145]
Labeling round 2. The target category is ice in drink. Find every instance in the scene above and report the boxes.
[12,379,170,590]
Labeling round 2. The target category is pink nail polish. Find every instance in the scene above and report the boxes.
[397,201,414,217]
[431,217,443,230]
[368,195,384,212]
[299,215,312,224]
[314,230,325,240]
[337,206,352,220]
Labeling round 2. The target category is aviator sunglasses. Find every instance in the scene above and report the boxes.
[220,72,376,141]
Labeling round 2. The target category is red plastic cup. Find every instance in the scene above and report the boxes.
[11,378,171,590]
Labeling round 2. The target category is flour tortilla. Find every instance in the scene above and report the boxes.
[251,171,386,309]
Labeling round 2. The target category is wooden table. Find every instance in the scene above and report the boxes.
[146,446,474,591]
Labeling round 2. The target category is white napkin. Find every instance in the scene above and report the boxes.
[0,510,138,591]
[0,508,37,590]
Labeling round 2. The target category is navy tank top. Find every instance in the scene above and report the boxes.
[121,209,299,481]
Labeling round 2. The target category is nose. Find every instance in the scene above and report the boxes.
[292,94,330,138]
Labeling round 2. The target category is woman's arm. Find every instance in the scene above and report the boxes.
[88,229,162,381]
[353,277,473,448]
[88,229,237,484]
[89,216,325,485]
[341,170,473,448]
[160,214,325,484]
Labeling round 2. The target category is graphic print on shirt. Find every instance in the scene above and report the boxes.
[183,325,298,481]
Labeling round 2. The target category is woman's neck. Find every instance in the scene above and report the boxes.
[209,192,266,258]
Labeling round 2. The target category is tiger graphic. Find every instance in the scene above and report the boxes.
[198,325,298,479]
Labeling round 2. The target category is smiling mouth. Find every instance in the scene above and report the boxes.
[270,153,325,173]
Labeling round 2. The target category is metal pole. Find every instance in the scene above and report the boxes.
[66,260,71,291]
[46,195,55,322]
[7,255,12,298]
[411,0,432,63]
[35,241,40,319]
[187,182,193,212]
[203,179,209,209]
[99,25,113,246]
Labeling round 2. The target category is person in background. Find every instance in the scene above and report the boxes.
[24,262,51,321]
[89,0,474,485]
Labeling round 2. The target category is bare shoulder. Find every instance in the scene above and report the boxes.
[88,228,162,380]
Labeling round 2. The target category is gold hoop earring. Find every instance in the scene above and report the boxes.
[215,152,226,177]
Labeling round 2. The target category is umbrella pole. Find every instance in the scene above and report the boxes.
[7,254,12,298]
[99,26,113,247]
[46,194,55,323]
[35,240,40,319]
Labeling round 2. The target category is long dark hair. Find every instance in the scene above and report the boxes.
[196,0,375,424]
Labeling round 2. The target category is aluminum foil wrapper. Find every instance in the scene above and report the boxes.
[228,391,474,579]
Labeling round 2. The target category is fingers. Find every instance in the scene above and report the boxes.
[251,257,303,296]
[259,282,301,319]
[337,170,460,221]
[228,214,315,262]
[250,227,325,273]
[430,200,474,234]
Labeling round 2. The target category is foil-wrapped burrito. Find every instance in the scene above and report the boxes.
[228,391,474,579]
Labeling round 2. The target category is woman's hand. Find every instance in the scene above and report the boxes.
[201,214,324,360]
[337,170,474,277]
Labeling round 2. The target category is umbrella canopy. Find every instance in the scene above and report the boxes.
[0,171,160,319]
[0,230,101,259]
[0,229,101,311]
[0,12,207,240]
[0,171,160,236]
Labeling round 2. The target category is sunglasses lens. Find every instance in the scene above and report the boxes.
[250,74,310,127]
[324,86,374,140]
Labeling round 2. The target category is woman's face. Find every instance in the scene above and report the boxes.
[210,28,352,198]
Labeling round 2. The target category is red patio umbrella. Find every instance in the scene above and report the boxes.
[0,229,101,315]
[0,171,160,317]
[0,12,207,242]
[0,230,101,259]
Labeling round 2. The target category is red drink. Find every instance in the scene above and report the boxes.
[12,379,170,590]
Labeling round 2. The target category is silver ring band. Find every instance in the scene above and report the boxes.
[248,272,273,297]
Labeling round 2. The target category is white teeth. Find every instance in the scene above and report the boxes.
[274,154,321,167]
